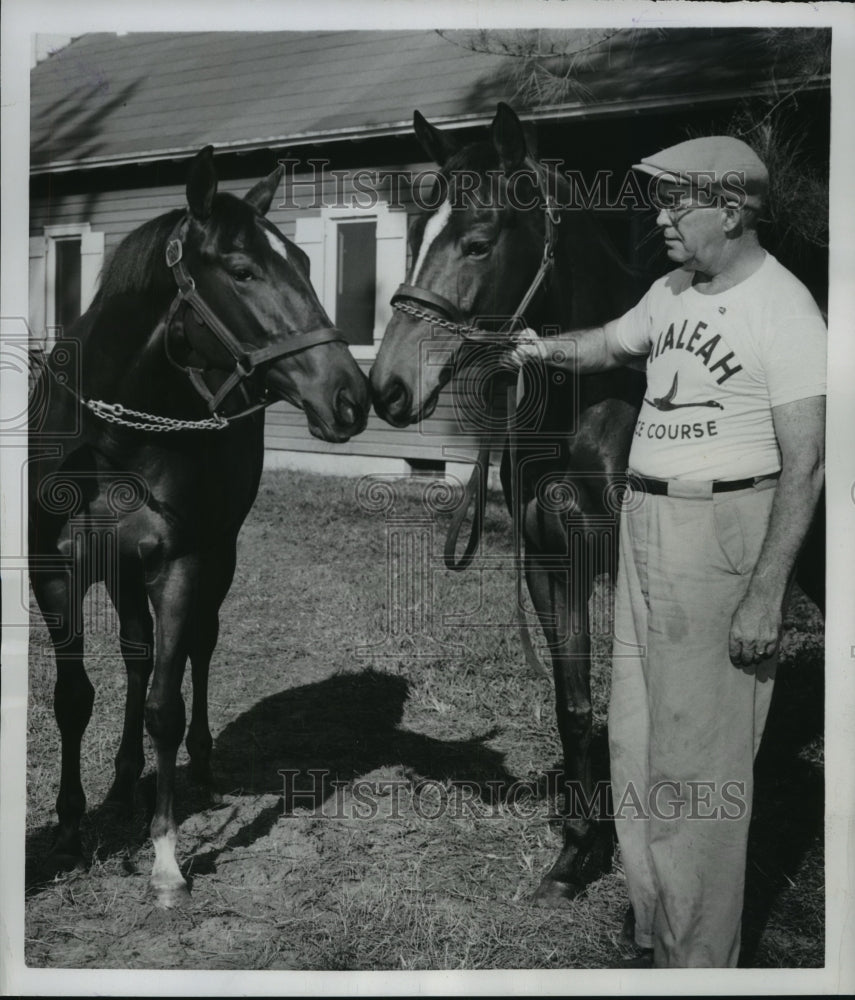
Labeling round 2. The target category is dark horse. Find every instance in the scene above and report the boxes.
[29,147,369,906]
[370,105,825,905]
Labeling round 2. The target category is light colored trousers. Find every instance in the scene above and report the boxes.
[609,482,778,968]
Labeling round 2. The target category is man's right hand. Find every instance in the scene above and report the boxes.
[506,328,548,369]
[506,322,629,375]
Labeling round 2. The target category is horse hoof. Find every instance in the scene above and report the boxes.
[188,764,223,807]
[103,789,136,820]
[195,783,224,809]
[150,881,191,909]
[531,874,585,907]
[46,850,87,877]
[48,831,87,874]
[189,760,214,786]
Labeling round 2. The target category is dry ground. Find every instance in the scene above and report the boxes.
[25,469,824,970]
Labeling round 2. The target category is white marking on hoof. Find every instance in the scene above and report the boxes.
[151,880,191,909]
[150,829,187,907]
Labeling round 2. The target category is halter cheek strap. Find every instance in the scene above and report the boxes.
[390,158,560,344]
[163,217,346,415]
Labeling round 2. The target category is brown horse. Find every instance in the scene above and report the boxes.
[29,147,369,906]
[370,104,824,905]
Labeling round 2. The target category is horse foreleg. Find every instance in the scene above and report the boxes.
[186,543,236,799]
[186,626,216,791]
[144,556,196,908]
[523,529,612,906]
[104,559,154,814]
[32,570,95,869]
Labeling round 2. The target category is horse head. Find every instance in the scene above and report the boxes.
[167,147,369,441]
[371,104,554,427]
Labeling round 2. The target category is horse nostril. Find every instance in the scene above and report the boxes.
[370,376,411,423]
[336,388,362,429]
[384,379,407,411]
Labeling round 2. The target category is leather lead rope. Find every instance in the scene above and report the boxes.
[394,161,560,680]
[443,441,490,571]
[508,372,551,681]
[443,370,550,679]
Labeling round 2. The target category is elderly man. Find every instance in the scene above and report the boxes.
[510,136,826,967]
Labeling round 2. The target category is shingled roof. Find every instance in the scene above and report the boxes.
[31,28,829,173]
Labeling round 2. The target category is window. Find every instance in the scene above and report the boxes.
[54,237,83,333]
[293,202,407,361]
[29,223,104,351]
[335,220,377,347]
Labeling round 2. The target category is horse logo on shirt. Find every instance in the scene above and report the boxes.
[644,372,724,411]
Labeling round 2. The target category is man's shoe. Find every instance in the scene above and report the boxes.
[619,949,654,968]
[619,905,636,948]
[618,905,654,967]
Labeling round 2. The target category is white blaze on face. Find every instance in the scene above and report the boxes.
[264,227,289,261]
[412,199,451,284]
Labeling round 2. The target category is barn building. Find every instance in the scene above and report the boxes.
[29,29,829,477]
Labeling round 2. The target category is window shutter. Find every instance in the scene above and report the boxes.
[80,228,105,313]
[28,236,47,347]
[374,208,408,347]
[293,216,324,290]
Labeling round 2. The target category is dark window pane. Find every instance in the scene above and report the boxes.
[55,238,82,334]
[336,221,376,346]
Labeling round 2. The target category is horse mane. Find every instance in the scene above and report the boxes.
[97,208,185,302]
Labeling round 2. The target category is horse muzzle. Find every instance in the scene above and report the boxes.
[331,382,369,439]
[371,376,412,426]
[371,375,442,427]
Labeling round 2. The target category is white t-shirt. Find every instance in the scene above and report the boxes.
[611,252,827,480]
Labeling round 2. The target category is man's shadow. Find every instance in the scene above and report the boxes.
[740,629,825,966]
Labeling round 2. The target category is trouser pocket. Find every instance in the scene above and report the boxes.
[712,498,747,575]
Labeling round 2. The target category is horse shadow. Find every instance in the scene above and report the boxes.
[26,667,518,893]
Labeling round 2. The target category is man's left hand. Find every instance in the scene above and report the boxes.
[729,586,782,666]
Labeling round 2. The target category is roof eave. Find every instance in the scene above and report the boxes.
[30,75,830,176]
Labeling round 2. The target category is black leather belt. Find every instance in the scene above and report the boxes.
[629,472,780,498]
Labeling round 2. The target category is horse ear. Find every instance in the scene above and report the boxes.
[491,103,528,174]
[413,110,459,166]
[244,164,285,216]
[186,145,218,220]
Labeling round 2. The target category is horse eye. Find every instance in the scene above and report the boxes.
[230,268,255,282]
[465,241,492,259]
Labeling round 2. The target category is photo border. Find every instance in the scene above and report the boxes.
[3,1,854,995]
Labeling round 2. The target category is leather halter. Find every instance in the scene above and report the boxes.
[163,216,346,416]
[388,160,561,680]
[390,159,560,343]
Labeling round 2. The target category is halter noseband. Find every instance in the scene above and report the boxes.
[389,159,561,343]
[163,216,347,415]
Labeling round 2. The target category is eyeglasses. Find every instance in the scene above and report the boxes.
[649,186,723,223]
[657,203,716,224]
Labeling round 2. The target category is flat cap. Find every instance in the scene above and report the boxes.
[633,136,768,209]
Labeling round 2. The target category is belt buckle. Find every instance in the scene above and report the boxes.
[667,480,714,500]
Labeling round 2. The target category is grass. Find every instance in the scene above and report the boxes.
[25,469,825,969]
